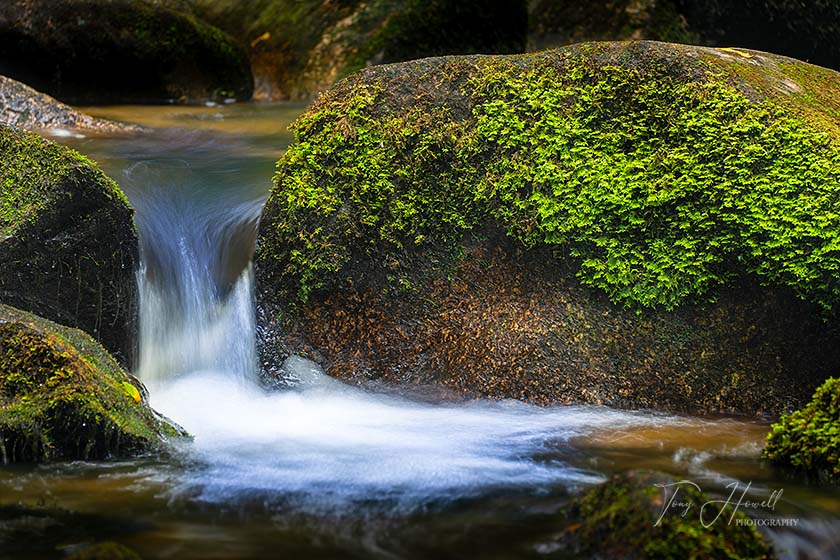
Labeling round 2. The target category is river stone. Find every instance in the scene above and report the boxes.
[0,125,138,362]
[0,74,135,132]
[0,304,184,463]
[0,0,253,105]
[255,41,840,415]
[182,0,527,101]
[546,471,772,558]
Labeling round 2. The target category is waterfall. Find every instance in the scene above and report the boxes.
[121,159,265,387]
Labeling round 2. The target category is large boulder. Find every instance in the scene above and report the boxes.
[0,0,253,104]
[0,305,183,463]
[763,377,840,483]
[0,125,138,362]
[529,0,840,74]
[255,41,840,414]
[183,0,527,100]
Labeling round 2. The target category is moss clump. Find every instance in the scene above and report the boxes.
[763,377,840,482]
[0,124,138,362]
[0,0,252,104]
[0,126,128,237]
[257,42,840,314]
[0,304,184,463]
[556,471,772,559]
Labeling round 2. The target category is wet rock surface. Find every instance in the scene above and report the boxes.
[0,304,185,463]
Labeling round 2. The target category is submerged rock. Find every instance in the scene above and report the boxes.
[546,471,772,558]
[255,41,840,414]
[0,125,138,362]
[0,74,135,132]
[763,377,840,483]
[0,504,144,558]
[0,304,184,463]
[0,0,253,104]
[184,0,527,100]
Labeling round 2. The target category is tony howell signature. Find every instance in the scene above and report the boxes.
[653,480,785,528]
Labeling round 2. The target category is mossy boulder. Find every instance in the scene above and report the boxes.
[0,74,135,132]
[763,377,840,483]
[183,0,527,100]
[255,41,840,414]
[529,0,840,74]
[0,0,253,104]
[1,125,138,362]
[548,471,772,558]
[0,304,183,463]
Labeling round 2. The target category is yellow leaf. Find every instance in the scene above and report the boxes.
[121,381,141,403]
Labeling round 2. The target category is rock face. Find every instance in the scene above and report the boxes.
[763,377,840,483]
[255,41,840,414]
[528,0,840,74]
[0,305,183,463]
[0,125,138,362]
[0,0,253,104]
[0,74,134,132]
[184,0,527,100]
[549,471,772,558]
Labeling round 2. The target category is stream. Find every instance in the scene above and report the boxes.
[2,103,840,559]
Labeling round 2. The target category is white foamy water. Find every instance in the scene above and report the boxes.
[123,150,693,510]
[148,363,690,508]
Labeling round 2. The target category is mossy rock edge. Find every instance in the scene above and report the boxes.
[0,304,185,463]
[0,124,138,362]
[548,470,772,559]
[763,377,840,483]
[255,41,840,414]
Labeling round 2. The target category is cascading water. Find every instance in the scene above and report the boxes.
[126,159,262,386]
[50,106,834,559]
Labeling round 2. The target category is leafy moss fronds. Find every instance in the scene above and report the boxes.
[261,49,840,313]
[763,377,840,482]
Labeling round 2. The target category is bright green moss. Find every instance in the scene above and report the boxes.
[260,44,840,313]
[763,377,840,482]
[0,126,129,237]
[0,304,183,463]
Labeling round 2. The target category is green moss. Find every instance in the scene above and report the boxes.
[0,126,129,237]
[560,471,771,558]
[0,304,183,463]
[258,43,840,314]
[763,377,840,482]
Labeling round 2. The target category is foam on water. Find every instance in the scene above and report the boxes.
[148,361,690,508]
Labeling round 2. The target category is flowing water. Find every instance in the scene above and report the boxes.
[2,104,840,559]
